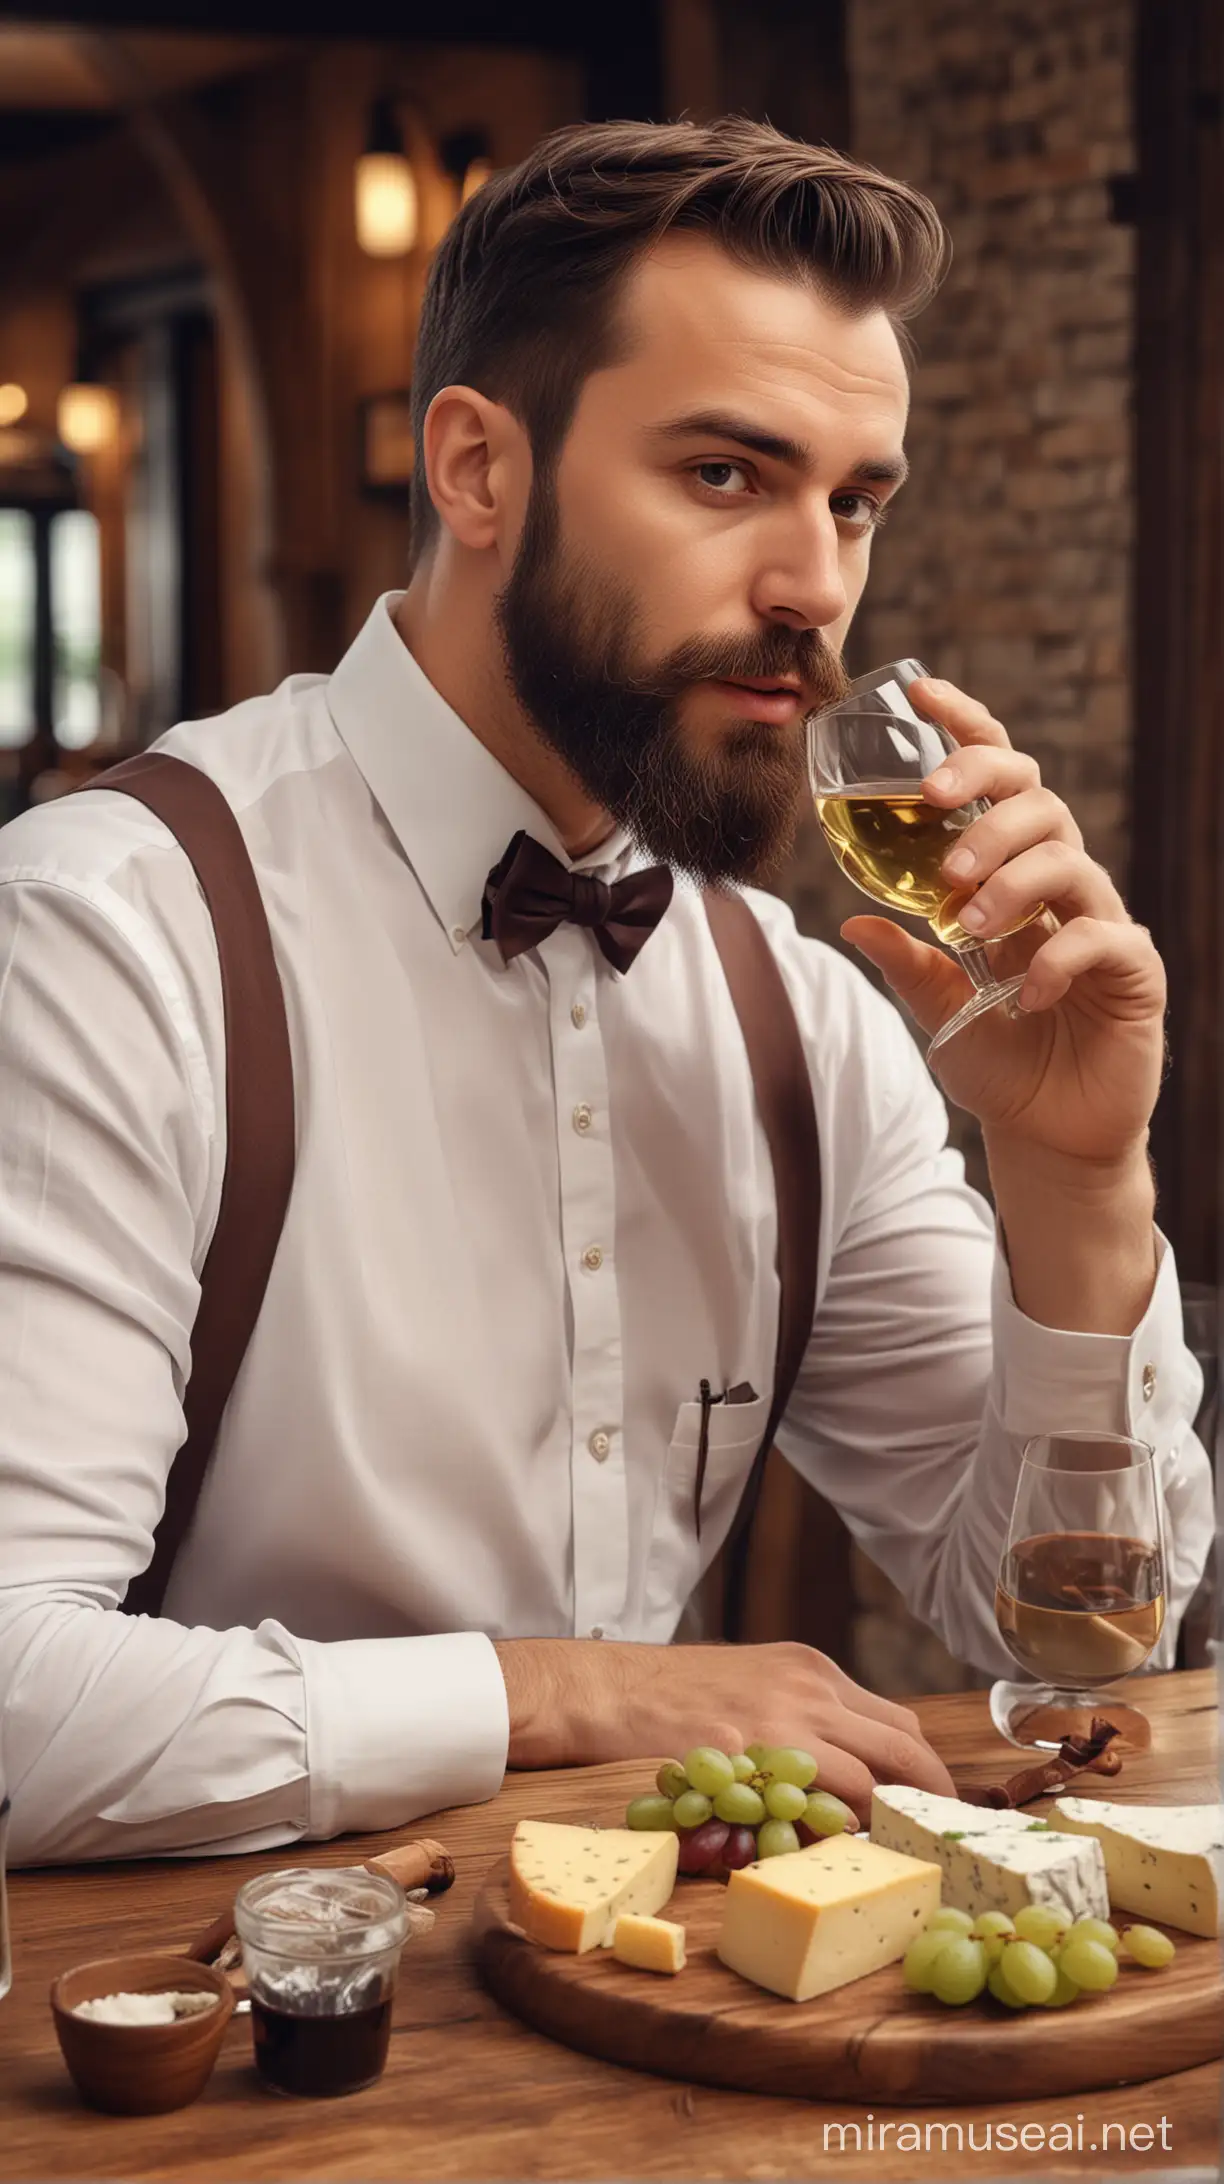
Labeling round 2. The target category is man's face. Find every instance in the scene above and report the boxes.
[494,236,911,885]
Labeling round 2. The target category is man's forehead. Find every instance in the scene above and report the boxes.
[609,234,910,432]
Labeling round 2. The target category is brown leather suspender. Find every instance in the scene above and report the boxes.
[701,889,822,1638]
[83,756,821,1627]
[80,755,296,1617]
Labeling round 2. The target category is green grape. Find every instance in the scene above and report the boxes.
[1064,1916,1119,1955]
[1013,1904,1067,1951]
[713,1782,767,1827]
[744,1742,769,1767]
[969,1911,1016,1965]
[986,1962,1028,2010]
[655,1760,688,1801]
[999,1940,1057,2005]
[731,1753,757,1783]
[1040,1965,1082,2008]
[926,1906,975,1938]
[762,1780,808,1823]
[672,1789,713,1829]
[902,1930,955,1994]
[625,1794,677,1832]
[760,1747,819,1789]
[803,1791,855,1838]
[683,1747,735,1799]
[1058,1937,1119,1993]
[756,1818,801,1859]
[930,1938,989,2007]
[1120,1925,1176,1970]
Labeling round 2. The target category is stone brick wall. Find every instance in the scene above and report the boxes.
[777,0,1138,1695]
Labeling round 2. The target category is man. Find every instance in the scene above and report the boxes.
[0,118,1209,1864]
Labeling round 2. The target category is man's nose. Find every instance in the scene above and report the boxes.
[749,509,849,631]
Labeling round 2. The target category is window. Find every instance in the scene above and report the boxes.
[0,501,101,753]
[0,509,35,750]
[51,509,101,749]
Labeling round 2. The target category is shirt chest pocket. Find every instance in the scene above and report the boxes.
[643,1392,771,1631]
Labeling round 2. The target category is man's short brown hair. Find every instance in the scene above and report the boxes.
[409,115,948,560]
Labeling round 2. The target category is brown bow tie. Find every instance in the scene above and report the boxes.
[481,829,674,973]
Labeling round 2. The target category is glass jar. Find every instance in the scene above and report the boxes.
[234,1867,408,2097]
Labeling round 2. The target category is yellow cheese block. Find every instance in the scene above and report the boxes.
[611,1913,687,1974]
[717,1834,942,2002]
[508,1820,679,1953]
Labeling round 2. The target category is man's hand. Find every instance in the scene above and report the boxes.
[494,1637,955,1822]
[842,676,1166,1165]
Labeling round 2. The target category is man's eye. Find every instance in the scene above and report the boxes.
[694,461,751,494]
[831,492,886,532]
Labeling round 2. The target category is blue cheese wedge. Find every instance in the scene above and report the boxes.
[1051,1798,1224,1939]
[871,1785,1108,1924]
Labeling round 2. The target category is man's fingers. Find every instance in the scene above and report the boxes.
[819,1661,932,1746]
[922,743,1040,808]
[823,1704,958,1798]
[801,1743,876,1824]
[956,844,1123,942]
[943,784,1083,879]
[1019,916,1166,1017]
[907,676,1012,749]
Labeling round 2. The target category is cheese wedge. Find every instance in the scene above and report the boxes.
[1051,1798,1224,1939]
[716,1834,941,2002]
[871,1784,1109,1924]
[611,1913,686,1973]
[508,1820,679,1953]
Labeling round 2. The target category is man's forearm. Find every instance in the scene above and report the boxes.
[984,1133,1158,1336]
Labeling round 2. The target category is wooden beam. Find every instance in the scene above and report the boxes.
[1129,0,1223,1283]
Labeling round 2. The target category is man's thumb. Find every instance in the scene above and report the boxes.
[841,915,972,1037]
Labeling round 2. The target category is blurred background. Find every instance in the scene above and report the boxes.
[0,0,1218,1690]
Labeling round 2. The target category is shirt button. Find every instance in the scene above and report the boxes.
[1141,1362,1157,1402]
[573,1103,593,1135]
[589,1626,605,1640]
[588,1429,611,1461]
[450,924,467,946]
[571,1001,587,1028]
[581,1244,604,1273]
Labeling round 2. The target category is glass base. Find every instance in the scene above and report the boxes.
[989,1679,1153,1754]
[927,972,1028,1060]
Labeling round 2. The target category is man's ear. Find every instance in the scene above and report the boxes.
[421,384,525,552]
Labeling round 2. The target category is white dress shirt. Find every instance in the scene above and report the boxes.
[0,594,1211,1865]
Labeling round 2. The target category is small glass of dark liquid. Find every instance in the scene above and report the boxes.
[990,1432,1165,1751]
[234,1868,408,2098]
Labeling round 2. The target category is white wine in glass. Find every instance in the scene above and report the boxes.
[990,1433,1166,1752]
[808,660,1056,1058]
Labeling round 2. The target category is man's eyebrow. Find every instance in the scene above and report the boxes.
[647,409,908,488]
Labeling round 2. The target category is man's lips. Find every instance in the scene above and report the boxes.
[706,677,806,723]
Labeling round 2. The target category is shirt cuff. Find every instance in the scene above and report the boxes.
[990,1227,1196,1450]
[295,1629,510,1839]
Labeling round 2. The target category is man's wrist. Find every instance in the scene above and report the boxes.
[984,1133,1158,1335]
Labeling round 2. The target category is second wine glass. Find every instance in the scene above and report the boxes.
[990,1431,1166,1753]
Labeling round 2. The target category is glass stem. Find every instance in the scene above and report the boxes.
[950,940,998,992]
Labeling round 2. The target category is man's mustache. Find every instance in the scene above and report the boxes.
[628,632,851,714]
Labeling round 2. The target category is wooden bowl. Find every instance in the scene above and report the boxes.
[50,1952,235,2114]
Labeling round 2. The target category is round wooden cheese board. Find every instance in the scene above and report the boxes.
[471,1809,1223,2105]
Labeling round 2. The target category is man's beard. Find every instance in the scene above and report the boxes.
[493,474,851,887]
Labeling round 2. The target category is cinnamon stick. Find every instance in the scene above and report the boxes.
[183,1836,454,1964]
[960,1715,1122,1810]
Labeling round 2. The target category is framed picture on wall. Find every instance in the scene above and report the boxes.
[358,389,415,499]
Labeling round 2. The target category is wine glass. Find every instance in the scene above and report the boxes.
[807,659,1058,1058]
[990,1432,1166,1753]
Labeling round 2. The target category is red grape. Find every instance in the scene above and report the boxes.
[676,1818,730,1875]
[721,1825,759,1871]
[794,1820,815,1848]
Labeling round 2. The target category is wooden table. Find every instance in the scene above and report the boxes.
[2,1670,1218,2181]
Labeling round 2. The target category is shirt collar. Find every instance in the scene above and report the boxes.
[326,592,637,952]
